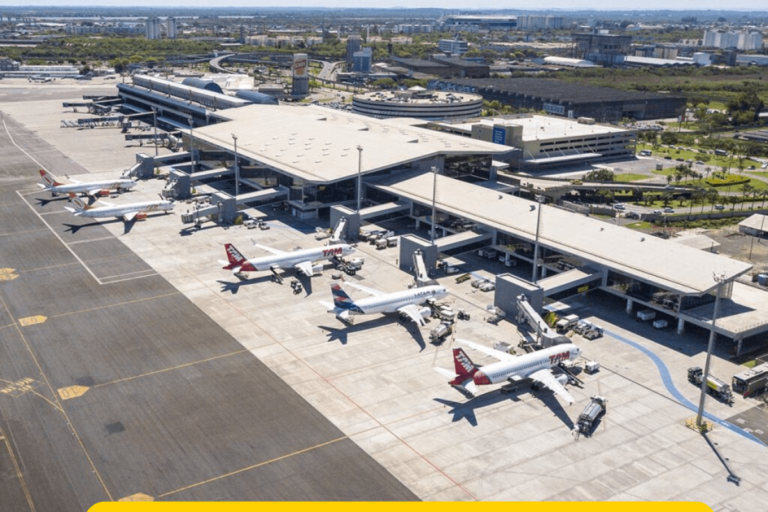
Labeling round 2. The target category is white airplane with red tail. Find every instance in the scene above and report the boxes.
[435,340,581,403]
[38,169,137,197]
[221,242,354,277]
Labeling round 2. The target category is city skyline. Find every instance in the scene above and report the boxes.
[0,1,766,12]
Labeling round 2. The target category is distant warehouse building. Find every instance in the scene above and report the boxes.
[428,78,686,122]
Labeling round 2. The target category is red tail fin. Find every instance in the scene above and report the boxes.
[450,348,478,386]
[40,169,64,187]
[223,244,256,271]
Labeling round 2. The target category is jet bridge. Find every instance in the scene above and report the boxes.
[412,249,437,288]
[516,294,570,349]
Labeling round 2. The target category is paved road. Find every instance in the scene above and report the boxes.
[0,102,417,510]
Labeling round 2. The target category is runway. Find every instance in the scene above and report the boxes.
[0,100,417,509]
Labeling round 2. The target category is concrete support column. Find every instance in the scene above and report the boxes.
[677,317,685,335]
[737,338,743,357]
[541,266,548,278]
[415,219,420,230]
[505,253,511,266]
[626,298,633,314]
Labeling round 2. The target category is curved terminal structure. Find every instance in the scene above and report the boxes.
[352,89,482,120]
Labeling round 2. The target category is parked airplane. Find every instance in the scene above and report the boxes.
[322,282,448,326]
[38,169,137,197]
[65,192,173,222]
[29,75,53,83]
[435,340,581,403]
[221,242,355,277]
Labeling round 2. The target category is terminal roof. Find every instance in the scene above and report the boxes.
[191,104,510,184]
[376,172,752,295]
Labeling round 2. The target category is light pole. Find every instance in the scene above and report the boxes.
[232,133,239,197]
[696,272,727,428]
[749,213,766,261]
[430,166,438,246]
[356,145,363,212]
[531,196,544,283]
[151,107,158,157]
[188,118,195,175]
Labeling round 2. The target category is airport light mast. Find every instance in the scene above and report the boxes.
[695,272,727,428]
[232,133,239,197]
[356,145,363,213]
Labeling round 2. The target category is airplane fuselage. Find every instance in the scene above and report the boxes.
[46,180,137,196]
[470,343,581,386]
[249,244,354,272]
[346,285,448,316]
[74,201,173,219]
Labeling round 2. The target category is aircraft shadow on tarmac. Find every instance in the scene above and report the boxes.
[217,273,315,296]
[63,218,135,235]
[318,317,427,351]
[35,195,68,207]
[434,386,575,429]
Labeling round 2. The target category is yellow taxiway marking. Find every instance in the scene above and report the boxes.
[0,377,42,397]
[118,493,154,502]
[0,273,19,281]
[93,349,250,390]
[49,291,180,320]
[158,436,347,499]
[0,268,15,274]
[58,385,89,400]
[0,378,63,413]
[0,293,113,501]
[0,426,36,512]
[18,315,46,327]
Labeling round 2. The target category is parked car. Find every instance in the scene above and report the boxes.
[664,156,672,160]
[614,204,626,210]
[663,207,675,214]
[653,210,662,214]
[714,204,725,210]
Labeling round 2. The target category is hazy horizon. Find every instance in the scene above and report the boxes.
[0,1,766,12]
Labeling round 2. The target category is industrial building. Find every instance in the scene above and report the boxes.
[572,32,633,67]
[427,78,687,122]
[390,57,490,79]
[430,114,635,170]
[352,89,483,121]
[438,38,469,56]
[440,14,517,31]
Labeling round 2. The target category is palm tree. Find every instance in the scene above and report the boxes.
[704,188,719,213]
[690,186,705,215]
[741,183,755,202]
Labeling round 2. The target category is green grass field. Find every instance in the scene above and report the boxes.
[614,173,651,183]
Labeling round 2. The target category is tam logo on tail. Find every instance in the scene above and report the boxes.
[453,348,478,378]
[222,244,256,271]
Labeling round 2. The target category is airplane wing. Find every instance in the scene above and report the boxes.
[457,339,515,362]
[396,304,426,326]
[341,281,385,297]
[123,211,138,222]
[529,369,574,405]
[254,244,284,255]
[294,260,314,276]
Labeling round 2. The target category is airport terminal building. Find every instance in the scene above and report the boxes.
[115,75,768,353]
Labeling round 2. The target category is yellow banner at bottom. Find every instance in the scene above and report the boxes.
[90,502,712,512]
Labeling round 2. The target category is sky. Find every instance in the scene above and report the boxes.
[0,1,766,10]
